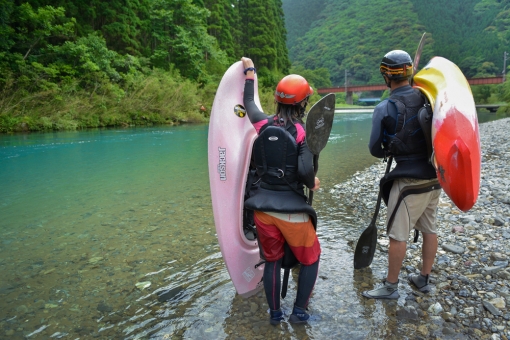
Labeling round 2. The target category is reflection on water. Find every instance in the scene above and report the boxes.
[0,111,501,338]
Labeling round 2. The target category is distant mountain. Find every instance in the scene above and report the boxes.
[283,0,509,86]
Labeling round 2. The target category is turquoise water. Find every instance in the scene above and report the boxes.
[0,111,500,339]
[0,126,216,338]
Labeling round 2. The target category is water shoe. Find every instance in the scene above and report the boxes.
[362,279,399,299]
[407,273,430,293]
[288,305,310,324]
[269,309,284,325]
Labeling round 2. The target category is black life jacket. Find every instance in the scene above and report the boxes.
[386,89,429,158]
[252,123,300,190]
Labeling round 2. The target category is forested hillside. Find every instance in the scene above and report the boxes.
[0,0,291,132]
[283,0,509,86]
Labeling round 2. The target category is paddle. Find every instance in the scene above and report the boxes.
[353,33,427,270]
[280,92,335,299]
[353,157,392,269]
[305,92,336,205]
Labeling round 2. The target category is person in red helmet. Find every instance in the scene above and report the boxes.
[241,57,321,325]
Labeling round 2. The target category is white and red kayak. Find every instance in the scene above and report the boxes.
[207,61,264,297]
[413,56,481,212]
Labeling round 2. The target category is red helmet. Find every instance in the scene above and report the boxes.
[274,75,313,105]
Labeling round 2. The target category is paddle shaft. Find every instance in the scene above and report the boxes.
[308,154,319,206]
[369,157,393,226]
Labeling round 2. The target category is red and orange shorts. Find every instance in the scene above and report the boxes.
[254,211,321,265]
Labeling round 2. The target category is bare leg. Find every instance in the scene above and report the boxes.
[387,237,406,283]
[420,232,437,275]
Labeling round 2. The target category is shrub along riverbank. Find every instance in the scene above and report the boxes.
[0,70,205,132]
[0,70,319,133]
[0,73,287,133]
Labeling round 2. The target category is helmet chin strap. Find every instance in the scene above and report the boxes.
[383,75,392,88]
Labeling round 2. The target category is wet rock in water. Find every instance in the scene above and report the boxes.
[396,305,419,320]
[157,286,183,302]
[88,257,104,265]
[0,285,16,295]
[135,281,151,290]
[97,302,113,313]
[428,302,443,315]
[16,305,28,314]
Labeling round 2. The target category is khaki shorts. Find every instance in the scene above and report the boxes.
[386,178,441,242]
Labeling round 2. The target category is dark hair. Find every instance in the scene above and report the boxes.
[276,100,308,125]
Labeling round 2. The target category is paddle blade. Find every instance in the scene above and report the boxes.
[306,93,335,155]
[413,33,426,72]
[353,157,392,270]
[353,222,378,269]
[411,32,427,85]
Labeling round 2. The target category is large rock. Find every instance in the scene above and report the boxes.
[441,244,465,254]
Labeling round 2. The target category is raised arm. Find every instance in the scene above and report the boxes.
[241,57,268,130]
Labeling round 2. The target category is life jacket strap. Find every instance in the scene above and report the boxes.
[386,180,441,236]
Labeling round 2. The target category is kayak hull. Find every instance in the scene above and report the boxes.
[208,61,264,297]
[414,56,481,212]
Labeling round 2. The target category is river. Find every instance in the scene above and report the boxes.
[0,111,502,339]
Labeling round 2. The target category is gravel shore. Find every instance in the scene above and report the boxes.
[332,117,510,339]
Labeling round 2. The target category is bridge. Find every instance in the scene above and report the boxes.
[318,76,505,104]
[475,104,504,112]
[334,104,506,113]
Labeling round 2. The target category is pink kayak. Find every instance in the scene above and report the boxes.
[208,61,264,297]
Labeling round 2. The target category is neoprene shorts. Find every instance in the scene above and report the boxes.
[386,178,441,242]
[254,211,321,265]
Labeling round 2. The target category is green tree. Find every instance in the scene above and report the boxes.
[0,0,15,52]
[9,3,75,61]
[240,0,289,72]
[204,0,237,62]
[19,0,152,57]
[149,0,227,81]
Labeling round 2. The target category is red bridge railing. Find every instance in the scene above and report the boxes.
[317,76,505,94]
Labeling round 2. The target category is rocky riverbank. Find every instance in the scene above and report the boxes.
[331,118,510,339]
